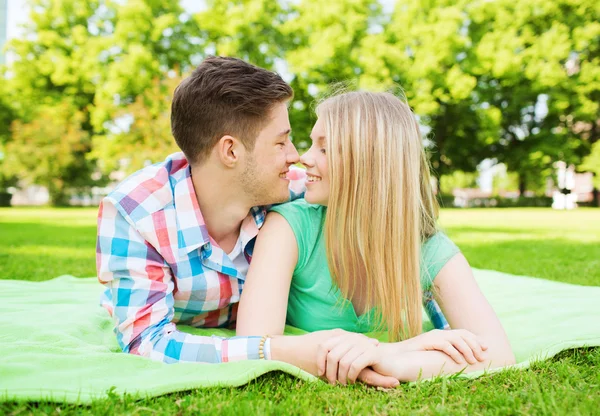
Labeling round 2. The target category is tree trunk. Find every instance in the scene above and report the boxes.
[518,174,527,196]
[48,181,70,206]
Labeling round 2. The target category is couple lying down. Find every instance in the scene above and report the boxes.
[97,57,515,389]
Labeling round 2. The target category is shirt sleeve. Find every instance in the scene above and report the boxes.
[96,198,268,364]
[420,231,461,330]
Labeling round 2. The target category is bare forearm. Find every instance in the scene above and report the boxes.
[384,348,515,382]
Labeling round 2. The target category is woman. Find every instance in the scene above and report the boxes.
[237,91,515,384]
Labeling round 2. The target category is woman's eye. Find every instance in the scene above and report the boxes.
[320,148,326,155]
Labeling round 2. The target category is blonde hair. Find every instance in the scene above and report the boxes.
[319,91,439,341]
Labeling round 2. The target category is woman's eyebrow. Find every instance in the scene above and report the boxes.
[309,135,326,142]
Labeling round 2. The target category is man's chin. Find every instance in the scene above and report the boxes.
[257,192,289,207]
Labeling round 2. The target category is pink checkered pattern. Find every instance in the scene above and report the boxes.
[97,152,306,363]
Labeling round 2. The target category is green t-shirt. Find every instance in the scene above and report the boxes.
[269,199,460,333]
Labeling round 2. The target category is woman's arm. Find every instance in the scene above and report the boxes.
[375,253,516,381]
[433,253,515,366]
[236,212,298,336]
[236,212,401,388]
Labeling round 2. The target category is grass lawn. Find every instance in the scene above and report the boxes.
[1,207,599,415]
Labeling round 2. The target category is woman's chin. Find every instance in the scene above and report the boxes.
[304,192,328,206]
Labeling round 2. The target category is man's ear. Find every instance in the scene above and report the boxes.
[215,135,244,168]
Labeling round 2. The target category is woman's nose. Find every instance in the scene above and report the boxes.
[300,151,314,167]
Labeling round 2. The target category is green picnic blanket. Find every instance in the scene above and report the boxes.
[1,269,599,403]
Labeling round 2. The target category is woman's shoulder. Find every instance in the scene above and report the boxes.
[269,200,326,272]
[423,231,455,248]
[420,231,461,288]
[269,199,325,223]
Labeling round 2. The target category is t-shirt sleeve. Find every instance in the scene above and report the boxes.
[420,231,461,290]
[269,200,324,272]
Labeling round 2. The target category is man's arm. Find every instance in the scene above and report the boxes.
[97,198,265,363]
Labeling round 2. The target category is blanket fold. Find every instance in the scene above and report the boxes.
[1,270,599,403]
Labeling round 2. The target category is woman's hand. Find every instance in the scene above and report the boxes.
[397,329,489,365]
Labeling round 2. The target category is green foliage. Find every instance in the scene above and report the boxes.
[283,0,382,144]
[195,0,290,69]
[468,0,600,191]
[0,77,19,195]
[358,0,499,175]
[91,75,182,175]
[1,0,599,204]
[3,0,196,202]
[492,170,520,194]
[581,141,600,188]
[439,170,478,194]
[3,101,95,205]
[91,0,196,130]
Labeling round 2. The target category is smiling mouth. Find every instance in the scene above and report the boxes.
[307,175,322,183]
[279,172,288,179]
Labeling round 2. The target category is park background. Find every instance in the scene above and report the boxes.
[0,0,599,415]
[0,0,599,207]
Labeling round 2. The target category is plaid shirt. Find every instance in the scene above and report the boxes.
[97,152,448,364]
[97,152,306,364]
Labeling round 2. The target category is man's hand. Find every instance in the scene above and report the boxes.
[396,329,488,365]
[270,329,399,388]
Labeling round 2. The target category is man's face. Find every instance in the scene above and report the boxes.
[240,102,300,206]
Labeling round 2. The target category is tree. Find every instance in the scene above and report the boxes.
[354,0,502,177]
[3,101,94,205]
[91,0,198,131]
[468,0,600,193]
[4,0,198,201]
[3,0,598,202]
[581,140,600,189]
[282,0,383,145]
[4,0,116,203]
[0,72,25,201]
[439,171,478,195]
[90,74,181,175]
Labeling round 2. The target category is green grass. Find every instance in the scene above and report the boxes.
[1,207,599,415]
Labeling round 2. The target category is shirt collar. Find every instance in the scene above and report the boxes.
[172,163,267,258]
[173,165,210,258]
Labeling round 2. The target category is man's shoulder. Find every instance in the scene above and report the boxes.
[104,152,189,223]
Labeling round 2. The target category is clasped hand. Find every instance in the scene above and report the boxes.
[316,328,488,386]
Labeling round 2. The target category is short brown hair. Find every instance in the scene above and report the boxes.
[171,56,293,165]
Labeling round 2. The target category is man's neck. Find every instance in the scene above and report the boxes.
[190,164,251,251]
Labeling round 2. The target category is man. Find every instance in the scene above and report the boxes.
[96,56,397,387]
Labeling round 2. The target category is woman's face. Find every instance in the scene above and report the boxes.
[301,117,330,206]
